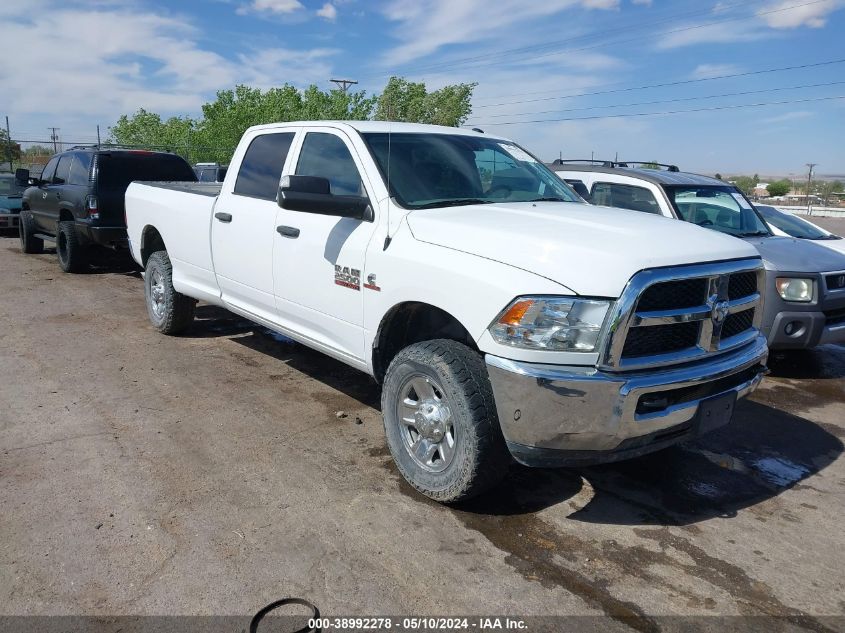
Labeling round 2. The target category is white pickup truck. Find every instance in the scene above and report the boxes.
[126,121,769,502]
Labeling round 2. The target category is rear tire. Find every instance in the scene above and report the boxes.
[19,210,43,254]
[381,339,511,503]
[144,250,195,335]
[57,221,88,273]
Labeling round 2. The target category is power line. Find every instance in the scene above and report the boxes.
[467,94,845,126]
[473,58,845,109]
[480,80,845,120]
[361,0,830,82]
[361,0,761,80]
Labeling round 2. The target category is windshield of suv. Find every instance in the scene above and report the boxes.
[0,174,25,197]
[361,132,581,209]
[756,205,840,240]
[665,185,771,237]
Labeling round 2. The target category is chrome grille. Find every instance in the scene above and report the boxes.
[600,259,765,371]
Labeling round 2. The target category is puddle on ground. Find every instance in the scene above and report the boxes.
[751,456,811,487]
[259,327,296,345]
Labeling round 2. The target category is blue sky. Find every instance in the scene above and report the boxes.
[1,0,843,176]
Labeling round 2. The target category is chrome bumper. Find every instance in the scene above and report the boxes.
[485,335,769,467]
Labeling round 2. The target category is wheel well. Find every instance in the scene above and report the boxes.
[141,226,166,267]
[372,302,477,382]
[59,209,74,222]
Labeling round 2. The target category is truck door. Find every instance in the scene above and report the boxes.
[210,131,296,322]
[29,155,59,231]
[272,128,378,363]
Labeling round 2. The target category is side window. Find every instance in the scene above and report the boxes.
[68,152,92,185]
[54,155,72,185]
[234,132,296,200]
[295,132,363,196]
[41,156,60,184]
[565,179,591,201]
[591,182,659,214]
[199,169,215,182]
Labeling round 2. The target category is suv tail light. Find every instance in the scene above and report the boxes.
[85,195,99,220]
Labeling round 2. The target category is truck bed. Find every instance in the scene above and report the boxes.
[134,181,222,197]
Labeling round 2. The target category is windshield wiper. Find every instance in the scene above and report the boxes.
[525,197,568,203]
[413,198,494,209]
[737,231,771,237]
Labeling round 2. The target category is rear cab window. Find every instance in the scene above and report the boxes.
[234,132,296,200]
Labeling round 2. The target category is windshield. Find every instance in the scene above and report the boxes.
[756,205,837,240]
[0,175,26,196]
[361,132,581,209]
[666,185,771,237]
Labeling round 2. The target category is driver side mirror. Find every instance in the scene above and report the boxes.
[278,175,372,221]
[15,168,37,186]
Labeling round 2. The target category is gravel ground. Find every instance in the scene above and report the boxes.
[1,234,843,630]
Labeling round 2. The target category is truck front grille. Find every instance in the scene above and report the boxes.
[602,260,765,371]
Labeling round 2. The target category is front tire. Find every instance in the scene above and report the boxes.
[57,221,88,273]
[381,339,510,503]
[19,209,43,254]
[145,250,195,335]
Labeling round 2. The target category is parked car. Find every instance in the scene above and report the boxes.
[125,122,768,502]
[0,172,26,230]
[755,204,845,255]
[18,148,196,272]
[194,162,228,183]
[550,161,845,350]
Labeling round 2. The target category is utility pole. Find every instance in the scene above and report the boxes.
[96,125,101,147]
[47,127,60,153]
[5,116,13,169]
[806,163,817,215]
[330,78,358,93]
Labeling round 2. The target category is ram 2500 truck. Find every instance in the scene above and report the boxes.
[125,122,769,503]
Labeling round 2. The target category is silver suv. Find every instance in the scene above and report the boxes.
[551,160,845,350]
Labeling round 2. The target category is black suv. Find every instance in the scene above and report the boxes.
[18,148,196,272]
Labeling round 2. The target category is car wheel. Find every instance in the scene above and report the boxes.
[19,210,43,254]
[144,250,196,335]
[381,339,510,503]
[57,221,88,273]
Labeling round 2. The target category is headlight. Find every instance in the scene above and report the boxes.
[775,277,814,302]
[489,296,611,351]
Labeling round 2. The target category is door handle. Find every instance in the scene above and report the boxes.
[276,225,300,238]
[214,212,233,223]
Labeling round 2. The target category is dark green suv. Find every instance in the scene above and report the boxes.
[19,148,195,272]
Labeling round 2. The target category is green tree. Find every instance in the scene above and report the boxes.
[766,180,791,197]
[0,129,21,165]
[731,175,759,196]
[375,76,476,126]
[639,160,660,169]
[110,109,201,160]
[816,180,844,206]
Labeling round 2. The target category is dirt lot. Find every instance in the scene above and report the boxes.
[1,232,844,629]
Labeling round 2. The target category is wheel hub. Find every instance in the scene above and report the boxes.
[396,374,456,473]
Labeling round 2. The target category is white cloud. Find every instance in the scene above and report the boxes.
[237,0,304,15]
[691,63,742,79]
[762,111,814,124]
[317,3,337,20]
[0,2,336,136]
[758,0,844,28]
[380,0,621,66]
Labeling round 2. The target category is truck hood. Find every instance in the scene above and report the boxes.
[406,201,759,297]
[744,235,845,273]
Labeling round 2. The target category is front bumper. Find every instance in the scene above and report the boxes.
[486,335,768,467]
[0,212,19,229]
